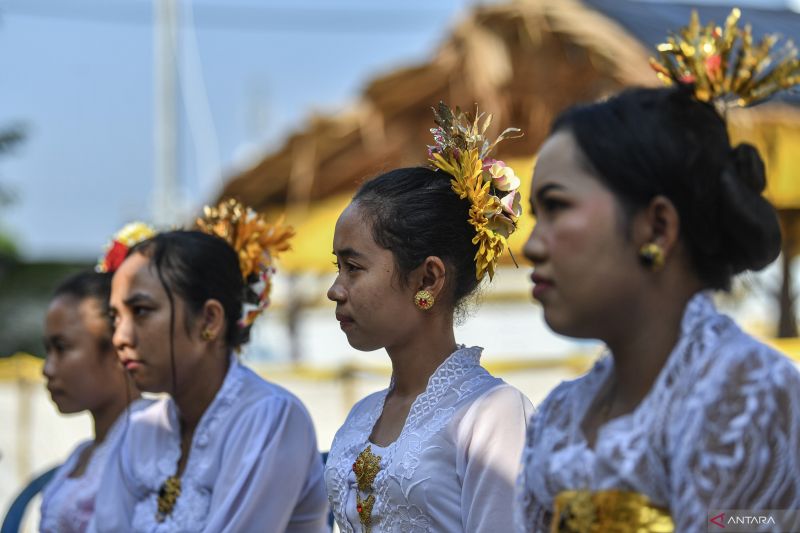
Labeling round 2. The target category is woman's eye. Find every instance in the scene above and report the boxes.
[543,197,567,212]
[51,341,68,353]
[133,306,151,317]
[332,261,360,273]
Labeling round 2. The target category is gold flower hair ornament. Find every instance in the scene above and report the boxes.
[96,221,156,273]
[196,198,294,328]
[427,102,523,280]
[649,8,800,108]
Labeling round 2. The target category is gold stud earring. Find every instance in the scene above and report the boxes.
[639,243,665,271]
[414,290,435,310]
[201,329,215,341]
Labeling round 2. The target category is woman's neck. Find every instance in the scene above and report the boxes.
[173,349,231,432]
[604,285,701,408]
[91,381,141,443]
[385,317,457,398]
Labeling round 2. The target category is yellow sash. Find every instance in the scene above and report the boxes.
[551,490,674,532]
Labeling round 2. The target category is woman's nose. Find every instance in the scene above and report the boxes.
[327,277,346,303]
[112,316,134,352]
[523,223,547,266]
[42,353,56,379]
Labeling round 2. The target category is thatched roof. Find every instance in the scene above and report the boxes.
[219,0,800,211]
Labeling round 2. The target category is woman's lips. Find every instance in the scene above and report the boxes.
[335,312,355,330]
[121,358,142,371]
[531,273,554,300]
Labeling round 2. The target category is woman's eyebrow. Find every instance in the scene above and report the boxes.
[332,247,364,260]
[123,293,156,307]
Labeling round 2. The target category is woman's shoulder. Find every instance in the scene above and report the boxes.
[688,326,800,399]
[128,395,170,427]
[516,356,605,443]
[331,389,389,440]
[42,439,93,497]
[456,382,534,441]
[349,388,389,416]
[465,381,533,416]
[235,363,314,416]
[538,356,608,413]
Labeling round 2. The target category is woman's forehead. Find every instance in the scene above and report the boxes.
[333,204,376,252]
[112,253,162,297]
[532,132,605,194]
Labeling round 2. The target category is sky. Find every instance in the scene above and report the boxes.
[0,0,796,261]
[0,0,488,260]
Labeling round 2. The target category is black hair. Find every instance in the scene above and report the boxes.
[130,230,249,351]
[52,270,114,352]
[551,86,781,290]
[353,166,481,308]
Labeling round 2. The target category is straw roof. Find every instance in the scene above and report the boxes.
[219,0,800,213]
[219,0,661,210]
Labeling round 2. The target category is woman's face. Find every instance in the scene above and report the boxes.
[327,202,421,352]
[523,130,646,339]
[43,295,123,414]
[109,252,202,393]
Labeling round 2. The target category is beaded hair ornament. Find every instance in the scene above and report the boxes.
[95,221,156,273]
[649,8,800,110]
[427,102,523,280]
[196,198,294,328]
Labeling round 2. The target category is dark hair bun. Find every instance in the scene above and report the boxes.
[717,143,781,274]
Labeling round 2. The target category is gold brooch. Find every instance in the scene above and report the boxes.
[156,475,181,523]
[352,445,382,532]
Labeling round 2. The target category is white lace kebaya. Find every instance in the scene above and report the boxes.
[40,399,151,533]
[325,345,534,533]
[89,357,329,533]
[515,293,800,532]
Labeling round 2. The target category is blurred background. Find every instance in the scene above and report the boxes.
[2,0,800,530]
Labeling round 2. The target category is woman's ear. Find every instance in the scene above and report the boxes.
[414,256,448,299]
[198,299,226,342]
[633,195,681,257]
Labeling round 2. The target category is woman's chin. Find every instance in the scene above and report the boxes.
[53,400,81,415]
[542,307,576,337]
[543,309,598,340]
[345,333,384,353]
[131,375,162,395]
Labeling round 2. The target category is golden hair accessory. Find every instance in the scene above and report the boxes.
[649,8,800,108]
[156,475,181,523]
[414,289,435,310]
[96,221,156,273]
[197,199,294,328]
[639,243,665,271]
[353,445,382,532]
[552,490,674,532]
[428,102,524,281]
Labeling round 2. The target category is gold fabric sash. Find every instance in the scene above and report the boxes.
[551,490,674,532]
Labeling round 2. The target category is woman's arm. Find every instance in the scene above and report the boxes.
[457,384,534,532]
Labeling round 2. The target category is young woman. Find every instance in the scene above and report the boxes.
[90,206,328,532]
[324,105,533,532]
[515,85,800,531]
[40,270,145,533]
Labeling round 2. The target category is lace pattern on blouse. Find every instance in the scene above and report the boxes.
[326,345,501,532]
[515,293,800,532]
